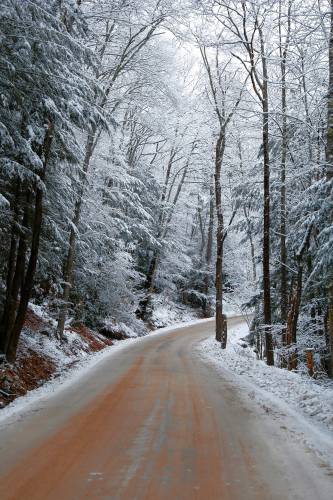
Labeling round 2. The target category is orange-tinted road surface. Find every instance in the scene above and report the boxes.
[0,317,332,500]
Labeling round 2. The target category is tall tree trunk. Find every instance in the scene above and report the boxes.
[199,44,243,345]
[285,263,302,370]
[6,190,42,362]
[215,133,226,347]
[279,0,291,325]
[0,182,21,353]
[326,0,333,377]
[203,179,214,318]
[300,53,313,170]
[1,197,30,355]
[6,121,54,362]
[243,205,257,284]
[259,26,274,366]
[285,223,312,370]
[286,265,303,345]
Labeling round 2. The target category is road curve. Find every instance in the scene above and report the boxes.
[0,317,331,500]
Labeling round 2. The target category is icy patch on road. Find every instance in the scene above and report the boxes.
[197,321,333,465]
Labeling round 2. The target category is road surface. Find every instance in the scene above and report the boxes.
[0,317,332,499]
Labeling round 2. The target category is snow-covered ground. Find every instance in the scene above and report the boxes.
[150,294,201,328]
[198,320,333,466]
[150,293,242,328]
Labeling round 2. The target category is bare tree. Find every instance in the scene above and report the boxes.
[215,0,274,363]
[199,43,244,347]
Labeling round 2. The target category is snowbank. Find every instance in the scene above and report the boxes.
[197,321,333,464]
[199,323,333,432]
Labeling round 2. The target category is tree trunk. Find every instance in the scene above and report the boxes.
[286,265,302,344]
[329,296,333,377]
[6,189,43,362]
[1,199,30,355]
[262,96,273,364]
[5,183,21,294]
[215,133,226,347]
[6,121,54,362]
[285,223,312,371]
[0,182,21,353]
[203,179,214,318]
[243,205,256,283]
[285,264,302,371]
[260,27,274,366]
[279,1,291,325]
[137,252,160,320]
[326,0,333,377]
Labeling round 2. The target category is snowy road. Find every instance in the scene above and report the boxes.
[0,317,332,499]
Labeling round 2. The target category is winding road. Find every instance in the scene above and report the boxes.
[0,317,332,499]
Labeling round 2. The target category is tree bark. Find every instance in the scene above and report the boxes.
[6,121,54,362]
[0,182,21,353]
[215,133,226,347]
[259,26,274,366]
[1,198,30,355]
[279,0,291,324]
[326,0,333,377]
[138,253,160,319]
[286,264,302,346]
[285,260,302,371]
[285,223,312,370]
[203,179,214,318]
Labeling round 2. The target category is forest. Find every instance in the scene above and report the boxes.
[0,0,332,381]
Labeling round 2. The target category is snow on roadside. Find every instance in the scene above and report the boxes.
[197,321,333,462]
[0,304,117,409]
